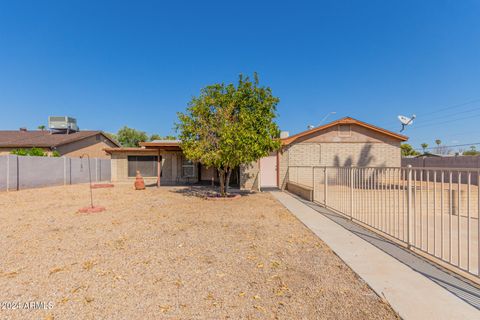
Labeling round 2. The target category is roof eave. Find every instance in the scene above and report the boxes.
[281,117,408,145]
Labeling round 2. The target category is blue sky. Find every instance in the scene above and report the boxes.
[1,1,479,151]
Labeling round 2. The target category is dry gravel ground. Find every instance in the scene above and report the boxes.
[0,184,399,320]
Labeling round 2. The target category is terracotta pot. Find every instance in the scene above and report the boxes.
[134,171,146,190]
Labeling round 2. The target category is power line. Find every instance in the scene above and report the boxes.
[412,113,480,129]
[416,97,480,117]
[387,97,480,127]
[414,105,480,125]
[414,141,480,151]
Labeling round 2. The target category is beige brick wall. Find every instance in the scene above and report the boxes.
[278,124,402,188]
[279,142,400,188]
[288,143,321,166]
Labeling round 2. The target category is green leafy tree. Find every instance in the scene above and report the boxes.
[401,143,420,157]
[421,143,428,153]
[149,134,161,141]
[38,125,46,131]
[149,134,176,141]
[105,132,118,142]
[177,73,281,196]
[116,126,148,147]
[463,146,480,156]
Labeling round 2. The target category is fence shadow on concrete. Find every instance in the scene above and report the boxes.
[289,192,480,310]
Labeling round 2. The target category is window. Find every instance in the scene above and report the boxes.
[128,156,158,177]
[182,157,195,177]
[338,124,351,137]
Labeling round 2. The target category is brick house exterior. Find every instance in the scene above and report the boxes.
[105,117,407,191]
[277,117,408,189]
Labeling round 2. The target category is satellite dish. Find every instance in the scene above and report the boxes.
[398,114,416,132]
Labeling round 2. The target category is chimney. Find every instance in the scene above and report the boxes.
[280,131,289,139]
[19,127,27,132]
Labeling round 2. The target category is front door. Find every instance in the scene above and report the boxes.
[260,153,277,188]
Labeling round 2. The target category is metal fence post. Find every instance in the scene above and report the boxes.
[407,165,412,248]
[312,166,315,202]
[350,167,354,220]
[324,167,328,207]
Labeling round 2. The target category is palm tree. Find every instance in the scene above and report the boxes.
[421,143,428,153]
[434,139,443,154]
[38,125,46,131]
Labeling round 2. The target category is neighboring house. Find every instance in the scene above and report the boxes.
[0,129,119,158]
[105,117,408,190]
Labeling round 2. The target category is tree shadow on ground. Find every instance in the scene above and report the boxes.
[170,185,253,198]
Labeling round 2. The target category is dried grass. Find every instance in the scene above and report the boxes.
[0,184,399,319]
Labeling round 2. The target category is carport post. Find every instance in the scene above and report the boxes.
[157,149,161,187]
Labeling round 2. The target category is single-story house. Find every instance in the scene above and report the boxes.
[105,117,407,190]
[105,140,244,187]
[0,129,119,158]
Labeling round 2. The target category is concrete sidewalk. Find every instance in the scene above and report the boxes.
[271,191,480,320]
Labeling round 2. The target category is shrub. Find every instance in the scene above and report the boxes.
[10,147,47,157]
[28,147,47,156]
[10,148,29,156]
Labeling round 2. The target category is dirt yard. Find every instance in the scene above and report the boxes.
[0,184,398,319]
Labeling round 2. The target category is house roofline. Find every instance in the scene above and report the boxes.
[104,147,156,154]
[140,141,181,147]
[281,117,408,145]
[0,131,120,148]
[53,131,120,148]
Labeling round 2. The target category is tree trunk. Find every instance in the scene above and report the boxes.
[219,169,226,196]
[225,168,232,194]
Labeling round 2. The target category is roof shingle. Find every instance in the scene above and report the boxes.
[0,130,119,148]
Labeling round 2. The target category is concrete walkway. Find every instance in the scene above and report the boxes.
[271,191,480,320]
